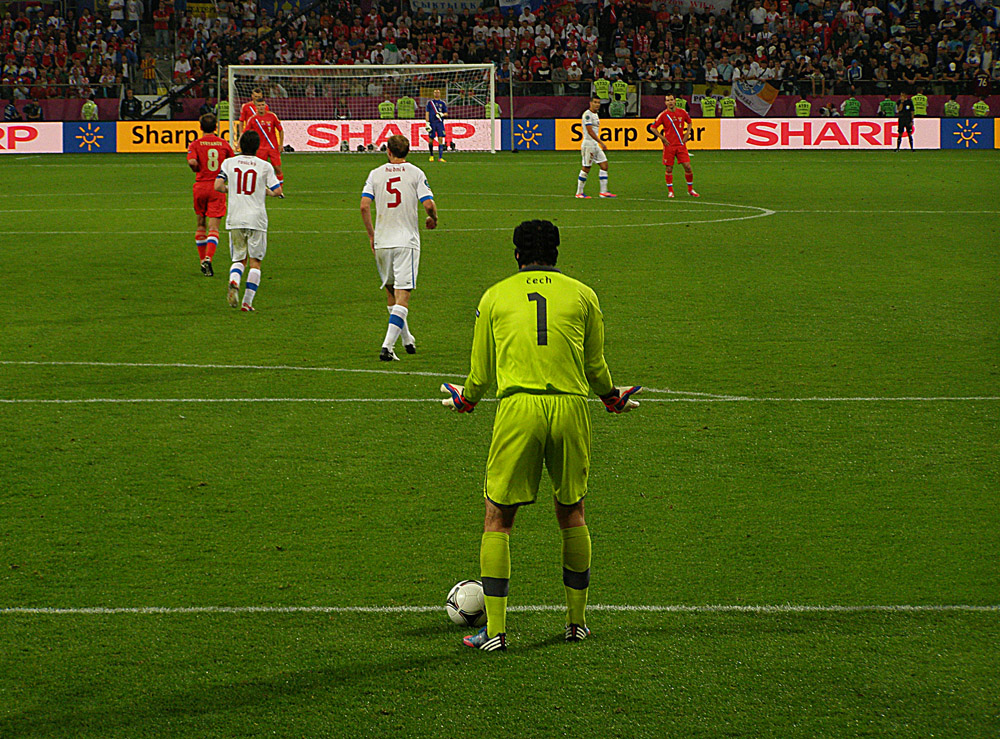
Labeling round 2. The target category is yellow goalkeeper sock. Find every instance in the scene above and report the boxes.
[480,531,510,638]
[561,525,591,626]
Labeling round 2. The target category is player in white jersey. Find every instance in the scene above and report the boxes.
[214,130,283,312]
[576,96,616,199]
[360,134,438,362]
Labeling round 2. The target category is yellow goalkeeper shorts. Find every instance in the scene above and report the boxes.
[484,393,592,508]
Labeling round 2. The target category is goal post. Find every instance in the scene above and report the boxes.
[227,64,497,154]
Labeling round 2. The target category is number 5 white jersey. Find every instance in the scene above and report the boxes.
[218,155,281,231]
[362,162,434,251]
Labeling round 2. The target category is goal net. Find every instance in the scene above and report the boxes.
[227,64,497,153]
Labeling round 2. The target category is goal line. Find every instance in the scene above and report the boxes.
[2,604,996,616]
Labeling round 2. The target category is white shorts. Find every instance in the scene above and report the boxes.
[229,228,267,261]
[581,143,607,167]
[375,247,419,290]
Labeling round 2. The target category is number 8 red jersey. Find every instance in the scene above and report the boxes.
[188,134,234,182]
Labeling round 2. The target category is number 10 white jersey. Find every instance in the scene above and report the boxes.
[218,155,281,231]
[362,161,434,251]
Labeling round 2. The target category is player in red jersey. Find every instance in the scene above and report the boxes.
[187,112,235,276]
[647,94,699,198]
[245,101,284,184]
[236,87,263,138]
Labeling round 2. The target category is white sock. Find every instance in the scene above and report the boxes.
[576,170,587,195]
[243,267,260,307]
[388,306,415,345]
[382,304,408,349]
[599,171,608,193]
[229,262,243,286]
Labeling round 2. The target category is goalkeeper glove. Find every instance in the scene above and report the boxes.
[440,383,476,413]
[600,386,642,414]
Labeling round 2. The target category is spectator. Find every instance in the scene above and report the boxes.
[24,98,43,121]
[126,0,143,33]
[141,51,157,94]
[3,100,21,121]
[173,52,191,83]
[153,2,171,51]
[120,87,141,119]
[81,96,98,120]
[109,0,125,26]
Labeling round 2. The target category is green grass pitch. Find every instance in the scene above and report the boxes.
[1,149,998,737]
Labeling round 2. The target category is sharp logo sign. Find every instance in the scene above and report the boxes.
[0,123,64,153]
[722,119,940,149]
[285,120,499,152]
[555,119,720,150]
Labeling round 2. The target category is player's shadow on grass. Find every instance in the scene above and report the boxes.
[1,653,462,737]
[517,633,566,652]
[401,623,459,637]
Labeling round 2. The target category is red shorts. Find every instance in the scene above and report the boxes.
[193,181,226,218]
[257,146,282,169]
[662,144,691,166]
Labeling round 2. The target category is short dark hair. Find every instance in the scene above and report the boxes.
[239,130,260,155]
[590,95,601,102]
[199,112,217,132]
[513,220,559,267]
[387,134,409,158]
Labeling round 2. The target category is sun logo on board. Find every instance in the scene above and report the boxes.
[514,121,542,149]
[75,123,104,152]
[951,120,981,149]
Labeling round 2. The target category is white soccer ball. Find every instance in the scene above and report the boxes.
[445,579,487,627]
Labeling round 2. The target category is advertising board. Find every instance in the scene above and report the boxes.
[0,123,64,154]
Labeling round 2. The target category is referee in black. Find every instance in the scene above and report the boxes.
[896,91,915,151]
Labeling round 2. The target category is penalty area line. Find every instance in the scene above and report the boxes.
[0,359,722,399]
[2,396,997,405]
[0,359,464,380]
[1,604,996,616]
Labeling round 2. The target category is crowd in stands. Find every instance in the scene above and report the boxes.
[208,0,998,97]
[2,0,998,117]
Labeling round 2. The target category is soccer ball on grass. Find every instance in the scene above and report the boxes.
[445,580,487,627]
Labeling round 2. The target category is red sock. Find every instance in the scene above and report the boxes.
[205,230,219,261]
[685,172,694,191]
[665,172,673,188]
[196,228,207,261]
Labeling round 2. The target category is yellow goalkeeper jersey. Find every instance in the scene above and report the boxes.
[463,266,615,403]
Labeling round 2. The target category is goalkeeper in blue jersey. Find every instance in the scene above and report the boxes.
[441,220,641,652]
[425,88,448,162]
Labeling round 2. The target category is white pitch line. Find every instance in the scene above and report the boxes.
[4,362,996,403]
[0,359,464,380]
[0,206,735,214]
[775,209,1000,215]
[0,207,774,235]
[0,360,716,398]
[643,396,1000,402]
[3,396,997,405]
[1,604,996,616]
[0,397,442,404]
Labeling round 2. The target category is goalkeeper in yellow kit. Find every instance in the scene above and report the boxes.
[441,220,640,652]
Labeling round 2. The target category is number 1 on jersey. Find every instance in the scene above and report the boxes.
[528,292,547,346]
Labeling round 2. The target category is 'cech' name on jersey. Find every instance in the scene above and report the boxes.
[526,275,552,285]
